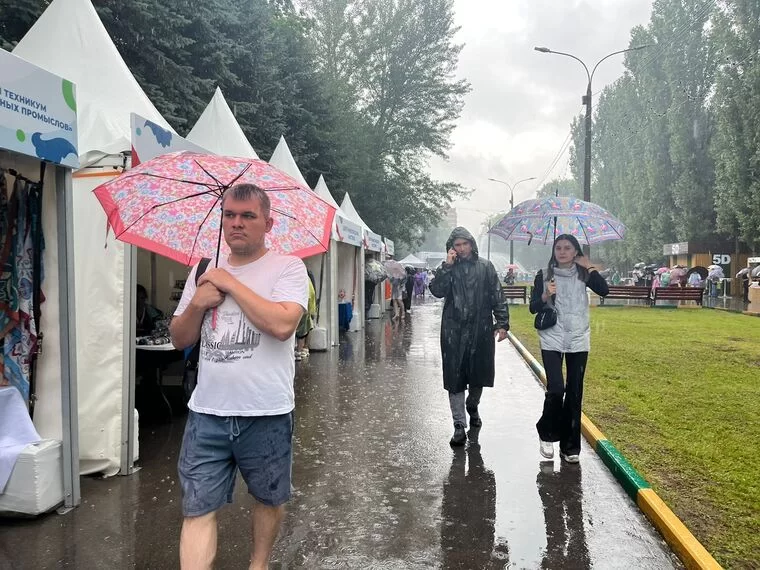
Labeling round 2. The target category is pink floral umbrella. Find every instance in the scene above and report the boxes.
[93,151,336,265]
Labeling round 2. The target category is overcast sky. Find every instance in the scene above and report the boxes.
[428,0,654,236]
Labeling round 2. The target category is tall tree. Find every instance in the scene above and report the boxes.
[0,0,48,50]
[569,0,718,270]
[304,0,470,245]
[535,178,581,199]
[711,0,760,250]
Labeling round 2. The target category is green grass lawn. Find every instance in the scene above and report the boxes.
[507,304,760,569]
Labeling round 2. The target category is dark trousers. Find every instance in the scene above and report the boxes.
[536,350,588,455]
[364,280,376,313]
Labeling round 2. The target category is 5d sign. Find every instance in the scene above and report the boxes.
[712,254,731,265]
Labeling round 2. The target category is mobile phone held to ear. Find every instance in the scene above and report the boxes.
[447,249,458,265]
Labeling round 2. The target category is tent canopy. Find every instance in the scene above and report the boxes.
[13,0,174,166]
[268,136,308,189]
[399,254,427,268]
[187,87,258,159]
[340,193,374,233]
[315,175,352,223]
[314,176,362,247]
[13,0,177,477]
[314,175,339,209]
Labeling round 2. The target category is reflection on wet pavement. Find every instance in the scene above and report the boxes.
[0,297,681,569]
[537,461,588,569]
[440,433,509,569]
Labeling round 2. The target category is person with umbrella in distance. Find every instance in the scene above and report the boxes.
[169,183,308,570]
[429,227,509,446]
[707,265,725,297]
[737,267,751,303]
[385,260,407,322]
[530,234,609,463]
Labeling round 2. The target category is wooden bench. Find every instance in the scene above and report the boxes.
[652,286,704,306]
[501,285,527,304]
[599,285,652,305]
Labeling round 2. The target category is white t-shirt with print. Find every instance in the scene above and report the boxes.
[174,251,307,416]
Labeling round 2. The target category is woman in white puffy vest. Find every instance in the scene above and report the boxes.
[529,234,609,463]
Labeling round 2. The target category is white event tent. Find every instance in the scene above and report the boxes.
[187,87,259,159]
[14,0,176,476]
[399,254,427,268]
[340,193,384,327]
[313,176,363,342]
[268,138,346,340]
[268,136,309,188]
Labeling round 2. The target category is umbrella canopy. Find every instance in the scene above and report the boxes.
[490,196,625,246]
[707,264,722,271]
[365,259,387,284]
[670,267,687,284]
[93,151,335,265]
[384,260,407,282]
[736,267,750,278]
[708,267,725,281]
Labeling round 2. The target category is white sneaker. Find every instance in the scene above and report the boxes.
[295,352,302,362]
[539,439,554,459]
[560,452,580,463]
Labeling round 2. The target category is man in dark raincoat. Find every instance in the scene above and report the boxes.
[429,227,509,446]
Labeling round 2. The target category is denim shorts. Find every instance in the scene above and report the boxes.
[178,411,293,517]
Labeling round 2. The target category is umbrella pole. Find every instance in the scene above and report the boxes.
[215,206,223,268]
[212,205,224,330]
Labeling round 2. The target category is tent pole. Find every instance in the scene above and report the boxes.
[120,245,137,475]
[56,166,80,510]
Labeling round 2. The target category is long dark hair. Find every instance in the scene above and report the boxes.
[546,234,589,282]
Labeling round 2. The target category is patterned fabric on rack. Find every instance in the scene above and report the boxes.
[0,171,5,385]
[0,171,19,340]
[4,180,37,401]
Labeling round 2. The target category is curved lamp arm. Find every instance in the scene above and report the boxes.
[590,45,650,84]
[535,47,590,83]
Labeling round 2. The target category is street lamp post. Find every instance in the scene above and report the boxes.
[487,177,536,264]
[534,45,649,255]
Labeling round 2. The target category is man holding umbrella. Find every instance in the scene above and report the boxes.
[429,227,509,446]
[170,184,308,570]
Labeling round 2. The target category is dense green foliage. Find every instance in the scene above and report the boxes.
[0,0,468,246]
[567,0,760,269]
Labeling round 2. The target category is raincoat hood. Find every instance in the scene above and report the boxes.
[446,227,479,258]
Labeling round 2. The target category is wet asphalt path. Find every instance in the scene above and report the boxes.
[0,297,680,569]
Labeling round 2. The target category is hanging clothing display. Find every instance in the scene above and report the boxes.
[0,170,45,406]
[4,179,39,401]
[0,172,19,340]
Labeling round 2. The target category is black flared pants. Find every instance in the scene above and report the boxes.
[536,350,588,455]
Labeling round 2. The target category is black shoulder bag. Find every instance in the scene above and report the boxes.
[534,272,558,331]
[182,258,212,403]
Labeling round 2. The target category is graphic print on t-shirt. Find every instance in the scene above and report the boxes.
[201,308,261,364]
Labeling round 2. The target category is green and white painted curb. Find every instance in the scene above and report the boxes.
[507,331,722,570]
